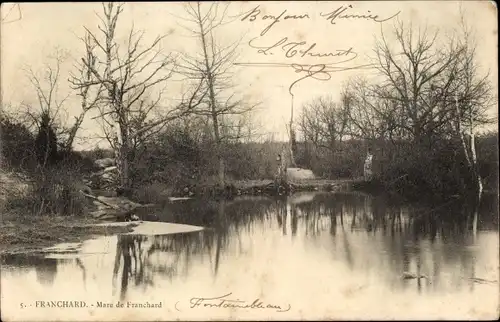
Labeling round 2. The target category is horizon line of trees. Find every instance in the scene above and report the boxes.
[1,2,498,214]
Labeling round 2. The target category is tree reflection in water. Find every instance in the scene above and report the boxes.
[112,235,148,300]
[106,192,497,299]
[290,192,497,292]
[2,192,495,307]
[111,231,214,300]
[0,254,73,286]
[111,197,276,300]
[34,258,58,286]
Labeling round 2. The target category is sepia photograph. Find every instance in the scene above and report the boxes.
[0,1,498,320]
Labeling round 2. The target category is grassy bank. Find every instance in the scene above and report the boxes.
[0,213,136,255]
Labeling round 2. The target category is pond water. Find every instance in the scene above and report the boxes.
[1,192,499,320]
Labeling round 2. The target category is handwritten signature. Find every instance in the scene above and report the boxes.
[238,35,367,95]
[175,293,291,312]
[248,36,357,61]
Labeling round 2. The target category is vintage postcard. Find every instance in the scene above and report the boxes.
[1,1,498,321]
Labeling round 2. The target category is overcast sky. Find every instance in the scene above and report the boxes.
[1,1,497,150]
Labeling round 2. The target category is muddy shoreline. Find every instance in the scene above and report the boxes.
[0,215,208,256]
[0,178,361,256]
[0,215,136,256]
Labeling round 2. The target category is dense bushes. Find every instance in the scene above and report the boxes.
[117,115,278,193]
[379,141,469,199]
[131,125,283,192]
[0,114,37,170]
[1,113,95,175]
[1,112,94,216]
[476,132,499,192]
[4,167,88,216]
[222,142,281,181]
[295,133,498,199]
[295,140,365,179]
[1,162,90,217]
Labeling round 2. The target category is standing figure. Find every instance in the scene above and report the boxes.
[276,153,283,180]
[276,152,288,181]
[364,148,373,181]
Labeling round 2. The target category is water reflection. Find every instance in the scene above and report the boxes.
[104,192,499,300]
[1,192,498,320]
[2,255,60,284]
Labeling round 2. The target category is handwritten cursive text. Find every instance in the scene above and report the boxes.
[188,293,291,312]
[239,4,400,35]
[320,5,401,24]
[235,3,385,96]
[240,5,310,36]
[248,36,357,61]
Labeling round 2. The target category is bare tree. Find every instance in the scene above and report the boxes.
[21,48,99,153]
[299,96,349,151]
[69,2,204,191]
[176,1,257,185]
[363,20,492,144]
[365,17,493,193]
[23,50,70,138]
[372,20,466,145]
[66,33,104,151]
[21,50,73,180]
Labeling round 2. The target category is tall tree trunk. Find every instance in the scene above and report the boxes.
[289,97,296,168]
[113,127,123,188]
[211,110,224,185]
[116,120,132,191]
[197,6,224,186]
[119,144,131,190]
[103,3,131,192]
[469,132,483,197]
[455,97,482,198]
[290,124,297,168]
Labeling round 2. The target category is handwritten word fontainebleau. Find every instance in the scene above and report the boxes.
[186,293,291,312]
[240,5,401,36]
